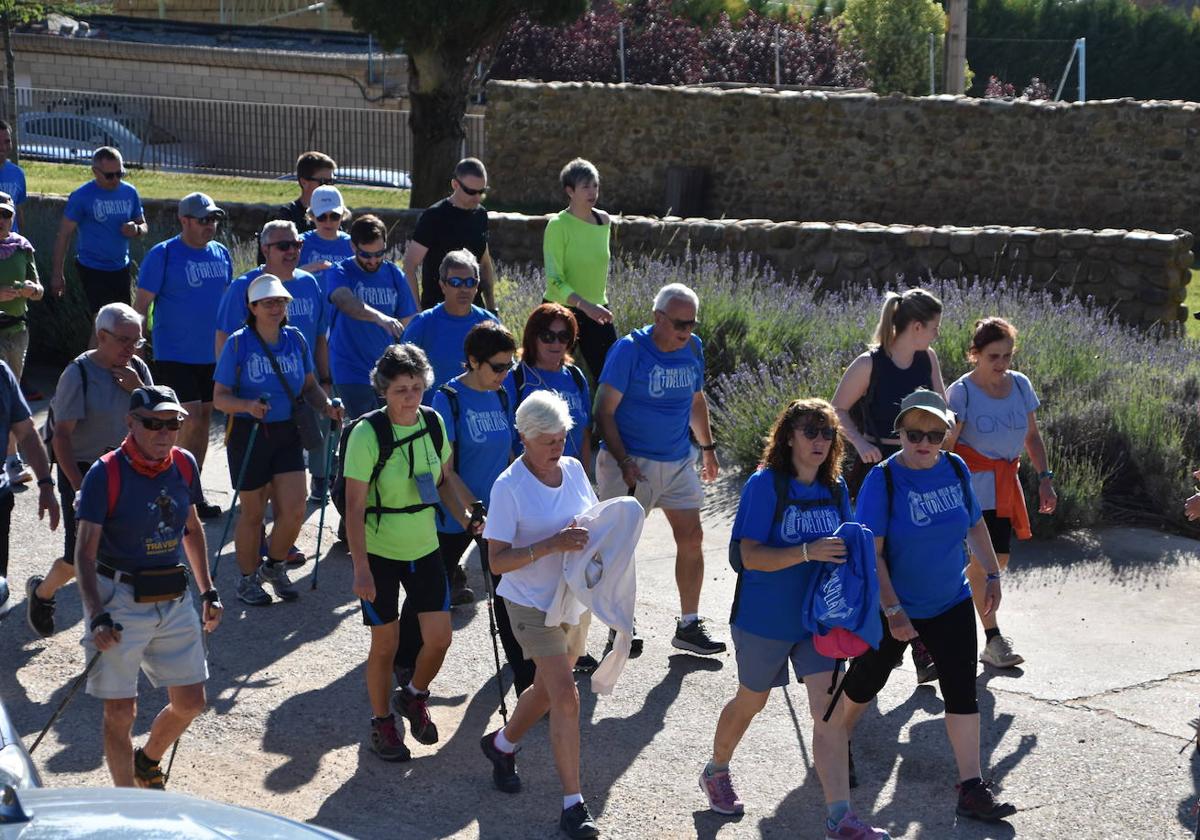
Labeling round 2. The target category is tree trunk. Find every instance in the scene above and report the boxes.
[2,15,16,162]
[407,48,471,209]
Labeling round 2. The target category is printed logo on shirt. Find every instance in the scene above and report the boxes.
[906,483,965,527]
[184,258,228,289]
[464,408,509,444]
[973,410,1029,435]
[244,350,303,384]
[287,296,317,322]
[354,281,396,310]
[780,505,840,544]
[145,486,182,554]
[91,198,133,223]
[647,364,697,398]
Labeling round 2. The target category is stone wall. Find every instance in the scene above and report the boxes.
[486,81,1200,236]
[26,196,1192,327]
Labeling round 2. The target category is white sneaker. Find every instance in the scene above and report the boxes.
[5,461,32,484]
[980,634,1025,668]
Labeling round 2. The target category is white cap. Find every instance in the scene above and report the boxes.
[247,273,293,304]
[310,185,347,219]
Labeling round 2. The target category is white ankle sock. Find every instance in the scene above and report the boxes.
[563,793,583,810]
[680,613,699,625]
[494,729,517,754]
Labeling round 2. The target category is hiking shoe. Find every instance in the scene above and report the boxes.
[25,575,55,637]
[604,627,644,659]
[236,572,273,606]
[480,730,521,793]
[133,747,166,790]
[285,545,307,568]
[5,461,32,484]
[369,714,411,762]
[672,617,726,656]
[848,741,858,789]
[392,686,438,744]
[450,585,475,606]
[912,638,938,684]
[980,635,1025,668]
[699,766,744,816]
[308,476,328,503]
[559,801,600,839]
[258,561,299,602]
[826,811,891,839]
[0,576,8,608]
[956,779,1017,822]
[196,499,222,520]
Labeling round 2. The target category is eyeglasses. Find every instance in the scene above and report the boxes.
[316,212,342,223]
[356,248,386,260]
[194,215,220,225]
[304,176,337,186]
[799,425,836,441]
[538,329,572,345]
[253,297,289,309]
[134,415,183,432]
[444,275,479,289]
[902,429,947,445]
[657,312,699,331]
[455,179,487,197]
[93,167,126,181]
[268,240,302,252]
[100,328,146,349]
[485,359,515,374]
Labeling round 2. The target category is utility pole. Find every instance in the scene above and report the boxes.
[944,0,967,94]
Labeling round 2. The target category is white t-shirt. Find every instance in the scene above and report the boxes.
[485,456,598,612]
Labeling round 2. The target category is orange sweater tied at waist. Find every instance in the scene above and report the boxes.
[953,442,1032,541]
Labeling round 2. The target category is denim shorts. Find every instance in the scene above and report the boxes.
[731,625,840,692]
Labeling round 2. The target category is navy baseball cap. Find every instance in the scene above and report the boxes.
[130,386,189,415]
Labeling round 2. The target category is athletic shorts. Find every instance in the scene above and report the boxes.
[0,328,28,378]
[982,509,1013,555]
[361,549,448,626]
[83,575,208,700]
[226,416,305,492]
[154,360,216,404]
[731,625,840,692]
[505,598,591,661]
[77,260,132,315]
[596,448,704,511]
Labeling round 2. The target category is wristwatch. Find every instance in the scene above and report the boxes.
[699,444,716,452]
[36,476,54,488]
[201,589,220,604]
[1038,470,1054,480]
[883,604,904,617]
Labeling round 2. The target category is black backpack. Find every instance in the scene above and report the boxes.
[331,405,445,529]
[728,471,846,573]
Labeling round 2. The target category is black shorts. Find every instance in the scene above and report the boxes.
[77,260,132,315]
[154,361,216,404]
[225,416,305,492]
[361,549,449,626]
[982,510,1013,555]
[58,460,91,565]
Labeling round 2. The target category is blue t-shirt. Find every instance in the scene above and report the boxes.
[300,230,354,295]
[401,303,496,403]
[504,363,591,459]
[599,326,704,462]
[64,181,144,271]
[0,360,30,495]
[76,448,203,572]
[328,259,418,386]
[214,325,314,423]
[217,267,329,353]
[947,371,1041,510]
[137,235,233,364]
[731,469,852,641]
[855,452,981,620]
[0,161,26,234]
[431,376,515,535]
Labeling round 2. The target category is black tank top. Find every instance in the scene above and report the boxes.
[864,347,933,440]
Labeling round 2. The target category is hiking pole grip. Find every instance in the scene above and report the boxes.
[329,397,342,430]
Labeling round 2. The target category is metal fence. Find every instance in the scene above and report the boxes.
[2,87,486,185]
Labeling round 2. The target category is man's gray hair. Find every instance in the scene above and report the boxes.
[439,248,479,282]
[653,283,699,313]
[515,390,574,440]
[260,219,299,247]
[95,302,143,335]
[92,146,123,167]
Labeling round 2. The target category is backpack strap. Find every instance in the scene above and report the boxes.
[496,384,509,423]
[565,363,586,394]
[362,406,444,525]
[512,363,527,409]
[438,382,461,469]
[170,447,195,490]
[100,450,122,518]
[770,469,791,530]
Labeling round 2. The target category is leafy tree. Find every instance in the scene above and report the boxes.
[837,0,946,94]
[334,0,588,206]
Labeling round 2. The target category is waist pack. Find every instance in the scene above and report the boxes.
[103,562,188,603]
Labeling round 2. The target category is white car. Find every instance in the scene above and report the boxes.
[17,112,205,172]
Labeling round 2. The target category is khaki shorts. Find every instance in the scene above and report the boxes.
[83,575,209,700]
[596,448,704,512]
[505,599,591,661]
[0,328,28,378]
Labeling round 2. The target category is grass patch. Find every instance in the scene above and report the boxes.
[1186,268,1200,340]
[20,161,410,211]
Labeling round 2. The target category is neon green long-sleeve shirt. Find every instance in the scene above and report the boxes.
[543,209,611,307]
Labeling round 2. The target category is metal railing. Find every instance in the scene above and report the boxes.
[2,87,486,184]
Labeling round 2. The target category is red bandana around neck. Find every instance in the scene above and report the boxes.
[120,435,174,478]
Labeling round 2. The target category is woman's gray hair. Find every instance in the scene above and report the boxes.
[95,302,143,334]
[653,282,700,313]
[439,248,479,283]
[260,219,299,247]
[516,390,574,439]
[370,343,434,394]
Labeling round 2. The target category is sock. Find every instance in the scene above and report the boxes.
[826,799,851,827]
[494,728,517,754]
[960,776,984,791]
[563,793,584,810]
[372,714,393,725]
[985,627,1001,641]
[405,681,427,697]
[705,760,729,776]
[680,613,699,626]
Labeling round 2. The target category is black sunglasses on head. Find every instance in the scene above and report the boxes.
[902,429,947,445]
[135,415,182,431]
[799,425,836,441]
[538,329,572,345]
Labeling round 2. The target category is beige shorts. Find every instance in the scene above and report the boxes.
[505,599,591,661]
[0,328,28,379]
[596,448,704,512]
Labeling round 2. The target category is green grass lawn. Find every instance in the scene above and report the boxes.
[20,161,410,211]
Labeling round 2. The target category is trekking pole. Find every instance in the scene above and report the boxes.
[471,501,508,724]
[311,398,342,591]
[29,623,123,754]
[211,395,269,579]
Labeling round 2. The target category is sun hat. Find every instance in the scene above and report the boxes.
[247,273,293,304]
[893,388,954,431]
[310,185,347,219]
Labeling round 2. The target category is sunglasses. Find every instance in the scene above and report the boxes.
[902,429,947,445]
[0,210,12,221]
[94,168,126,181]
[268,240,302,252]
[485,359,515,374]
[135,415,182,432]
[195,214,221,225]
[304,176,337,186]
[316,212,342,223]
[356,248,386,260]
[538,329,573,345]
[444,275,479,289]
[100,328,146,349]
[799,425,836,441]
[455,180,487,197]
[662,314,699,331]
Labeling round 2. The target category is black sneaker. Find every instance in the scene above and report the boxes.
[196,500,222,521]
[671,617,726,656]
[912,638,938,684]
[480,730,521,793]
[559,801,600,838]
[574,653,600,675]
[133,747,166,790]
[956,778,1017,822]
[603,627,644,660]
[392,686,438,744]
[25,576,55,637]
